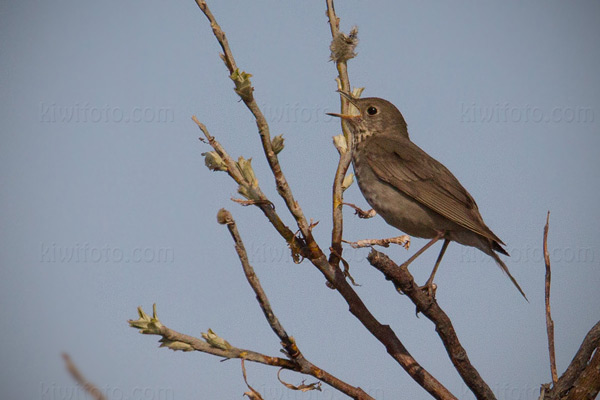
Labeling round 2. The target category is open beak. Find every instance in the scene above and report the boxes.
[327,90,361,120]
[326,112,360,120]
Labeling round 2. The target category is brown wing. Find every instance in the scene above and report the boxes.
[365,135,505,244]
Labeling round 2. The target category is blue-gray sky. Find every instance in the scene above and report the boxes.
[1,1,599,399]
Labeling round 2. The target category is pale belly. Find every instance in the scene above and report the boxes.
[352,157,454,239]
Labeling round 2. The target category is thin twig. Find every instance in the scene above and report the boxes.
[241,360,266,400]
[62,353,107,400]
[344,235,410,249]
[543,211,558,384]
[194,2,457,398]
[193,117,308,258]
[367,249,497,400]
[218,208,374,400]
[129,305,297,369]
[326,0,355,268]
[343,202,377,219]
[194,0,316,248]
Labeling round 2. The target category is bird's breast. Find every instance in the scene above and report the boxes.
[352,147,444,239]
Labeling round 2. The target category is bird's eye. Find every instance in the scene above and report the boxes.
[367,106,378,115]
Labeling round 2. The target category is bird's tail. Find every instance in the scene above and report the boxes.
[490,251,528,301]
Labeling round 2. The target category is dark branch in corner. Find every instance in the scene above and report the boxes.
[367,249,497,400]
[546,320,600,399]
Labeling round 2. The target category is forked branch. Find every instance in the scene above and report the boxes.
[217,208,374,400]
[367,250,496,400]
[192,1,457,399]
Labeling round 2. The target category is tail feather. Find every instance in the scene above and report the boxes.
[490,251,529,303]
[490,251,528,301]
[492,240,509,256]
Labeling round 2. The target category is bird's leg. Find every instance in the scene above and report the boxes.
[419,238,451,297]
[399,231,444,269]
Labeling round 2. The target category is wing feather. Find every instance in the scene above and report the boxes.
[365,135,504,244]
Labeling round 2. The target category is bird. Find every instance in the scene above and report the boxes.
[328,93,527,300]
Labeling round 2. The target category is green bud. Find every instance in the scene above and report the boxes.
[236,157,258,187]
[202,151,227,171]
[271,134,285,155]
[230,69,254,101]
[159,338,194,352]
[128,304,163,334]
[202,328,232,350]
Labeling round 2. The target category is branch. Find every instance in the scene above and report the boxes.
[543,211,558,384]
[129,304,297,369]
[194,2,456,398]
[326,0,356,268]
[62,353,107,400]
[564,348,600,400]
[549,320,600,399]
[311,252,458,399]
[367,249,496,400]
[193,118,309,260]
[344,235,410,249]
[217,208,374,400]
[343,202,377,219]
[194,0,316,247]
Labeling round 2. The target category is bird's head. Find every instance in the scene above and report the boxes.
[327,93,409,143]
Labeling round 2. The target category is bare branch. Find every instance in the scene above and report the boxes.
[367,250,497,400]
[194,1,316,246]
[193,117,309,260]
[129,304,297,369]
[193,2,457,398]
[241,360,266,400]
[193,80,453,400]
[344,235,410,249]
[216,209,301,359]
[326,0,356,269]
[62,353,107,400]
[343,202,377,219]
[194,0,237,74]
[217,208,374,400]
[543,211,558,384]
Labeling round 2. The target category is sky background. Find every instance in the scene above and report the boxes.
[1,1,599,399]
